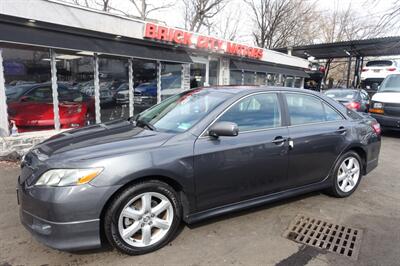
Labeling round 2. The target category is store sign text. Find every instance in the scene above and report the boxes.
[144,23,264,60]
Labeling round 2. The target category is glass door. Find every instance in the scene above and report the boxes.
[190,56,209,88]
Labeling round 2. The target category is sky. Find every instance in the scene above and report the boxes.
[61,0,399,45]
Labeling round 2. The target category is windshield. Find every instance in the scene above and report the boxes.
[5,84,32,100]
[136,89,231,133]
[379,75,400,92]
[325,90,357,99]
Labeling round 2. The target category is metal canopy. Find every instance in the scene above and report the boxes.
[230,60,309,78]
[274,36,400,59]
[0,21,193,64]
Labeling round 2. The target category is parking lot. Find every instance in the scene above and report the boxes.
[0,133,399,266]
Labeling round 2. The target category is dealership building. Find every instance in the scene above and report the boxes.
[0,0,309,152]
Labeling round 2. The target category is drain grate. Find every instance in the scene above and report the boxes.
[283,214,363,260]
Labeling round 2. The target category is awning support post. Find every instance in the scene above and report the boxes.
[50,49,60,131]
[353,56,361,88]
[94,53,101,124]
[346,56,352,88]
[128,58,134,117]
[157,61,162,104]
[0,49,9,137]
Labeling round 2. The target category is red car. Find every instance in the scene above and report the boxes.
[6,83,95,132]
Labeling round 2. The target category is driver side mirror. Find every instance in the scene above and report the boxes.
[208,121,239,138]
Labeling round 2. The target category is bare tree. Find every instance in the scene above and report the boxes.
[126,0,175,20]
[376,0,400,34]
[245,0,316,49]
[316,1,388,85]
[183,0,226,32]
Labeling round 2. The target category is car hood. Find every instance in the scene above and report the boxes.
[34,120,174,160]
[372,92,400,103]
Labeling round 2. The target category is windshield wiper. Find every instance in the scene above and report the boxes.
[135,118,156,131]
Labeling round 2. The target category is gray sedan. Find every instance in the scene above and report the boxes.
[17,86,381,255]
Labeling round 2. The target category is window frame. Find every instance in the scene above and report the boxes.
[201,91,286,137]
[282,92,346,127]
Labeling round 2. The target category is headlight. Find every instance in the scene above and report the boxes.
[35,168,103,187]
[369,102,384,114]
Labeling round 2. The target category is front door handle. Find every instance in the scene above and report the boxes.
[272,136,287,145]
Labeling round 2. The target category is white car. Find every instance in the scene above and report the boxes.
[361,60,399,92]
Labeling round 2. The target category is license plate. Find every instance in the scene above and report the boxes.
[373,69,380,73]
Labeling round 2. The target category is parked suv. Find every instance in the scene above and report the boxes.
[361,60,399,95]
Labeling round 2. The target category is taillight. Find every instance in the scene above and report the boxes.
[371,122,381,135]
[346,101,361,110]
[387,67,396,71]
[319,66,325,72]
[362,68,368,72]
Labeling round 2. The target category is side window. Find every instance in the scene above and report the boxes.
[285,93,326,125]
[361,91,369,101]
[323,103,343,121]
[217,93,281,131]
[25,86,53,102]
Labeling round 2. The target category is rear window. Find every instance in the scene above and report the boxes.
[366,60,393,67]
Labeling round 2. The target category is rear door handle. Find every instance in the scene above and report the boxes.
[336,126,347,134]
[272,136,287,145]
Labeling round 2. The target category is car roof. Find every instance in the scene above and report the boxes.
[325,88,359,92]
[195,85,316,95]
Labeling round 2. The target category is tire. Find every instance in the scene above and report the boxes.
[104,180,182,255]
[329,151,363,198]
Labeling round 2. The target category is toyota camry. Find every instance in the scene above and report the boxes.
[17,86,381,255]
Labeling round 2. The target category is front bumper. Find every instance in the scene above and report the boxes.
[370,113,400,130]
[17,177,121,251]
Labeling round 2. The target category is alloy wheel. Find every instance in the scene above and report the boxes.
[337,157,360,193]
[118,192,174,247]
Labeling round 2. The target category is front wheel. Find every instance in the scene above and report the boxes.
[329,151,362,198]
[104,180,182,255]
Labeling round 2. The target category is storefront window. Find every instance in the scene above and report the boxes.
[255,73,266,85]
[130,59,157,114]
[230,70,242,85]
[294,77,303,88]
[285,75,294,87]
[209,60,219,86]
[3,47,54,132]
[243,71,255,85]
[161,62,182,100]
[98,56,129,122]
[190,63,206,88]
[56,52,95,127]
[267,73,277,86]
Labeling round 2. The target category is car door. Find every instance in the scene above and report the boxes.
[283,92,348,189]
[193,92,290,211]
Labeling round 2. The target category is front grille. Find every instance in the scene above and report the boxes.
[384,103,400,116]
[284,214,363,260]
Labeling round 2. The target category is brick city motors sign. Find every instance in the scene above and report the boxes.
[144,23,264,60]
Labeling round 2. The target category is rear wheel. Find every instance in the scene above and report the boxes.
[104,180,181,255]
[329,151,362,197]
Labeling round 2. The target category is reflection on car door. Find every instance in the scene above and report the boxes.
[193,93,290,211]
[284,93,348,189]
